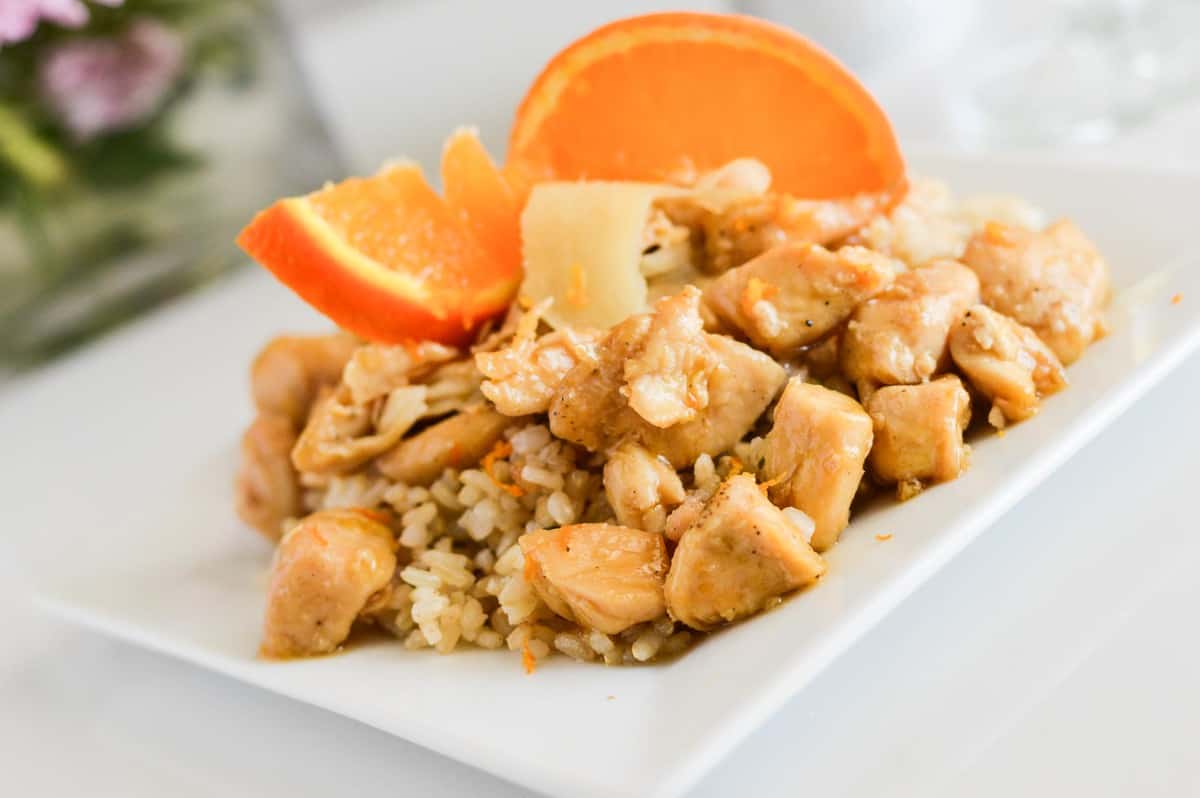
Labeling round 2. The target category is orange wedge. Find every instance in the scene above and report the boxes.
[441,127,523,281]
[508,12,906,200]
[237,161,519,346]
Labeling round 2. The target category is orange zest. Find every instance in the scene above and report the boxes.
[521,642,537,674]
[758,472,787,495]
[237,157,519,347]
[508,12,906,200]
[875,533,893,542]
[565,262,589,307]
[741,276,778,317]
[482,439,525,497]
[350,507,391,524]
[523,553,540,583]
[1171,293,1183,305]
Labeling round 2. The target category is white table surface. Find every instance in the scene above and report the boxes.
[4,3,1200,796]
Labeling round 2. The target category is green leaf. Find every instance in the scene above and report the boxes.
[0,106,67,188]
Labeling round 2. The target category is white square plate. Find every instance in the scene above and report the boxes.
[8,154,1200,798]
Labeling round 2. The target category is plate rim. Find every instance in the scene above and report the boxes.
[24,152,1200,798]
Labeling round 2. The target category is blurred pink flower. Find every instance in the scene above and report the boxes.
[39,18,184,141]
[0,0,122,47]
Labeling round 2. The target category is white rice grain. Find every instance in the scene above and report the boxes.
[588,630,615,656]
[402,502,438,528]
[510,424,551,454]
[631,631,664,662]
[400,566,441,589]
[546,491,577,526]
[475,629,503,649]
[521,464,564,491]
[399,522,431,549]
[554,632,594,661]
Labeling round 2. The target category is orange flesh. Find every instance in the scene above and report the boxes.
[238,161,519,345]
[441,128,523,280]
[304,164,483,304]
[508,12,906,199]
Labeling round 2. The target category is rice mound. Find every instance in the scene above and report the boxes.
[294,418,743,665]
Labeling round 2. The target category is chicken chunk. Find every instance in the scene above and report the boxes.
[962,219,1110,364]
[704,242,897,356]
[949,303,1068,426]
[250,333,358,427]
[603,442,686,533]
[235,413,300,540]
[796,333,842,381]
[292,384,428,475]
[661,190,895,274]
[846,178,972,267]
[342,341,459,405]
[958,194,1046,232]
[841,259,981,398]
[763,379,873,551]
[621,288,715,428]
[665,474,825,630]
[476,301,601,416]
[865,376,972,496]
[664,494,706,543]
[519,524,669,635]
[260,509,397,658]
[550,288,786,467]
[375,404,512,486]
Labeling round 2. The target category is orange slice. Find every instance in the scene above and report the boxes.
[237,160,519,346]
[441,127,523,281]
[508,11,906,200]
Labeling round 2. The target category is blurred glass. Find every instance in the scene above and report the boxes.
[0,0,339,370]
[960,0,1200,147]
[742,0,1200,151]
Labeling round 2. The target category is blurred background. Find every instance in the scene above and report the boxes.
[1,0,1198,373]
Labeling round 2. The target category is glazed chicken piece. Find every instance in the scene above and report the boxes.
[665,474,825,630]
[289,341,472,476]
[235,413,300,540]
[603,442,686,533]
[846,178,973,267]
[865,376,972,498]
[962,219,1110,365]
[631,335,787,467]
[661,190,896,274]
[689,157,774,194]
[620,288,715,427]
[704,242,897,356]
[664,494,706,543]
[292,383,429,475]
[796,333,841,381]
[949,303,1068,426]
[260,509,398,658]
[342,341,459,405]
[476,302,601,416]
[519,524,669,635]
[840,259,981,398]
[958,194,1046,232]
[640,206,697,279]
[763,379,873,551]
[251,333,358,427]
[375,404,512,486]
[549,288,786,467]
